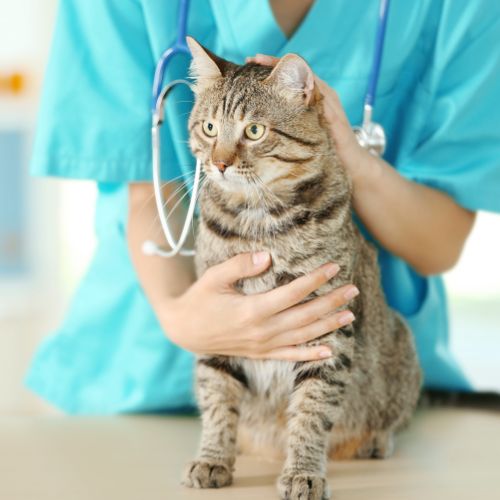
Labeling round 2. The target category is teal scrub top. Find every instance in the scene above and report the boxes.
[27,0,500,414]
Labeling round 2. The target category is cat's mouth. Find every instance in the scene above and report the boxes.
[206,164,252,189]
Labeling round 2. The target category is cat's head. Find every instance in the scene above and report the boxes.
[187,37,331,199]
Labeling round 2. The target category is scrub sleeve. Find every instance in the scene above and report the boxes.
[393,9,500,388]
[382,8,500,390]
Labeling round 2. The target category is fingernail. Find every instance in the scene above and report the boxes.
[325,263,340,279]
[252,251,270,266]
[339,311,355,325]
[319,349,332,358]
[344,287,359,300]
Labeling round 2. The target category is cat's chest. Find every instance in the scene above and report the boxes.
[195,187,356,290]
[239,358,294,402]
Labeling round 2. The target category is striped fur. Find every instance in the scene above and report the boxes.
[182,45,421,500]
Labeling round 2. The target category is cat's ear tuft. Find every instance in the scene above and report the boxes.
[264,54,316,105]
[186,36,227,92]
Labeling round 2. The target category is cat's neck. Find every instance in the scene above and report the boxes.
[202,155,351,217]
[199,165,353,260]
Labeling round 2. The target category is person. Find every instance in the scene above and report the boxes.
[26,0,500,414]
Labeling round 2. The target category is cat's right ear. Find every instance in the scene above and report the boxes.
[186,37,227,92]
[264,54,316,106]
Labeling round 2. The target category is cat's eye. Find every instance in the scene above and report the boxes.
[245,123,266,141]
[202,121,218,137]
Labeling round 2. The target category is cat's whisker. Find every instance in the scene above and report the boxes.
[160,189,195,240]
[158,171,196,187]
[136,170,197,220]
[149,177,201,241]
[147,184,190,240]
[191,176,207,238]
[161,182,190,211]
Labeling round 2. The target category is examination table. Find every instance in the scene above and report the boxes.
[1,402,499,500]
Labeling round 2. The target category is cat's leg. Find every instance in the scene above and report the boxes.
[182,356,247,489]
[355,430,395,459]
[277,355,352,500]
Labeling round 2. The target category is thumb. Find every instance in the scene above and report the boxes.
[208,252,271,288]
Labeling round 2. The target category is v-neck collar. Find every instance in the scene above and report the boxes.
[263,0,324,54]
[208,0,384,82]
[211,0,325,61]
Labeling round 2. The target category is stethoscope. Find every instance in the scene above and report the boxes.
[143,0,390,258]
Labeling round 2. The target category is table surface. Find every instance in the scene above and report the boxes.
[1,407,499,500]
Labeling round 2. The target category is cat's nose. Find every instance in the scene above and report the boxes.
[213,160,229,173]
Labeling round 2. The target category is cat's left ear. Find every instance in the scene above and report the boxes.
[264,54,316,106]
[186,36,230,92]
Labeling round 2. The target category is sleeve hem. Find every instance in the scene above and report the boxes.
[30,153,186,184]
[398,168,500,214]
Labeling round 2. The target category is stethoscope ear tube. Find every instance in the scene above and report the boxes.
[143,80,200,258]
[352,0,390,157]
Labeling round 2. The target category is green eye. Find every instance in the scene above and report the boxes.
[202,121,218,137]
[245,123,266,140]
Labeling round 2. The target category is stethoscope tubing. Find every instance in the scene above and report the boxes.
[143,79,200,258]
[365,0,390,109]
[151,0,191,111]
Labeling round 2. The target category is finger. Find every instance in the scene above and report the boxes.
[275,284,358,331]
[321,94,359,153]
[245,54,280,66]
[204,251,271,289]
[253,345,334,362]
[255,262,340,317]
[317,83,351,128]
[265,309,355,351]
[325,96,351,130]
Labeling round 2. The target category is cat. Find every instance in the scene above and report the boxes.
[181,37,422,500]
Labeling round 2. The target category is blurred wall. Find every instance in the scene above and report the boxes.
[0,0,96,415]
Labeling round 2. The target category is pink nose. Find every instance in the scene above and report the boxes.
[213,160,228,173]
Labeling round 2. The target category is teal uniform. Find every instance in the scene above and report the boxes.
[27,0,500,414]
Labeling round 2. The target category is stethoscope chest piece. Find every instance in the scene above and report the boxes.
[353,119,387,157]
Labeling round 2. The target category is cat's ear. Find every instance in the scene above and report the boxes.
[264,54,316,105]
[186,36,228,92]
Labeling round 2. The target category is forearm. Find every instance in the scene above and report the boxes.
[127,183,196,320]
[351,151,476,275]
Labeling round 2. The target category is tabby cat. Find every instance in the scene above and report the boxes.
[182,37,421,500]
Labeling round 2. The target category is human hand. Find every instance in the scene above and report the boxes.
[161,252,358,361]
[246,54,375,187]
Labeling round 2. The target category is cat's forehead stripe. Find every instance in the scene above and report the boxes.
[224,86,242,119]
[221,94,228,116]
[228,92,248,119]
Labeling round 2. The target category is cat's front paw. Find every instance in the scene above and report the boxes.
[277,473,330,500]
[182,459,233,489]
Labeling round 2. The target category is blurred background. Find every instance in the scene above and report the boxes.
[1,0,499,416]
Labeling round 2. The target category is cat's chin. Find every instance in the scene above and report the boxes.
[210,174,251,193]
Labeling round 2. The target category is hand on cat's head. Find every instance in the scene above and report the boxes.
[246,52,368,179]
